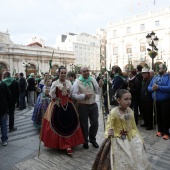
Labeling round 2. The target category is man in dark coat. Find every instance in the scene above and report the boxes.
[140,68,153,130]
[0,71,12,146]
[136,65,143,117]
[27,73,36,106]
[3,71,19,132]
[19,72,26,110]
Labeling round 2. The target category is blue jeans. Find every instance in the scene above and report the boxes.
[19,92,26,108]
[0,114,8,142]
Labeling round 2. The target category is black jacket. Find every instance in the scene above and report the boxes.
[129,77,141,100]
[0,81,12,116]
[8,80,19,105]
[19,77,26,93]
[27,78,36,91]
[141,79,152,101]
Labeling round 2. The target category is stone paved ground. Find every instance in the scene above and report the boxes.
[1,96,170,170]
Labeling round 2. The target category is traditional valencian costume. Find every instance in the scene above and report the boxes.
[92,106,151,170]
[41,79,84,151]
[32,86,51,128]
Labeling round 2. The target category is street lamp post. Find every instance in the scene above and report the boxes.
[146,31,159,70]
[23,61,30,77]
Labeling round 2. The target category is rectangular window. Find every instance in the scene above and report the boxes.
[155,20,160,27]
[127,27,131,34]
[140,24,145,31]
[113,47,118,55]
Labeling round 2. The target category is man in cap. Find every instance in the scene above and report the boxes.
[148,64,170,139]
[140,68,153,130]
[71,66,103,149]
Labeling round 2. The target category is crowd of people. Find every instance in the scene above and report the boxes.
[0,62,170,169]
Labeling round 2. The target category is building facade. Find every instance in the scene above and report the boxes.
[56,32,101,74]
[0,31,75,77]
[96,28,107,72]
[106,7,170,71]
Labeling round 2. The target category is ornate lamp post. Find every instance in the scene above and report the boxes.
[146,31,159,70]
[23,61,30,77]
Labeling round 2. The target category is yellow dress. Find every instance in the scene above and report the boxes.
[105,106,151,170]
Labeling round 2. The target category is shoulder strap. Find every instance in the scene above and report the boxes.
[91,81,95,91]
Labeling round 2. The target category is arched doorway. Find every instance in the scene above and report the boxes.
[51,65,59,75]
[0,62,8,73]
[27,64,37,76]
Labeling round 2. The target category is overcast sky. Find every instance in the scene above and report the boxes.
[0,0,170,46]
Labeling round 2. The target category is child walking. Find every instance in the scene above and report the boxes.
[32,79,51,128]
[92,89,151,170]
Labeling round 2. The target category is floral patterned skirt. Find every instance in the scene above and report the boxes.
[110,134,151,170]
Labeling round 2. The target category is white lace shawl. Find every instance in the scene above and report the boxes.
[50,79,72,99]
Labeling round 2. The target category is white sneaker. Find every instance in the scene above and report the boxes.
[2,141,8,146]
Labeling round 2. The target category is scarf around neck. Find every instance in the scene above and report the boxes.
[2,76,14,86]
[78,75,92,88]
[114,73,125,80]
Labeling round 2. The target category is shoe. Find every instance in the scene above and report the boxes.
[163,135,170,140]
[146,127,153,130]
[9,127,17,132]
[90,141,99,148]
[140,123,147,127]
[156,132,162,137]
[83,143,89,149]
[2,141,7,146]
[66,148,73,155]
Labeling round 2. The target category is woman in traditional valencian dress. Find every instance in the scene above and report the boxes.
[92,89,151,170]
[41,66,84,155]
[32,79,51,128]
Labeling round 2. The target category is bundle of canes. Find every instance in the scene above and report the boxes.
[106,71,116,170]
[100,82,106,131]
[153,83,158,140]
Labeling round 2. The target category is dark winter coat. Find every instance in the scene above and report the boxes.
[141,79,152,101]
[0,81,12,116]
[129,77,141,101]
[27,78,36,91]
[19,77,26,93]
[8,80,19,105]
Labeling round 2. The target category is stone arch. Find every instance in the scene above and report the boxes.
[26,63,37,76]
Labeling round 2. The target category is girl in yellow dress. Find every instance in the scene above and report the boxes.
[92,89,151,170]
